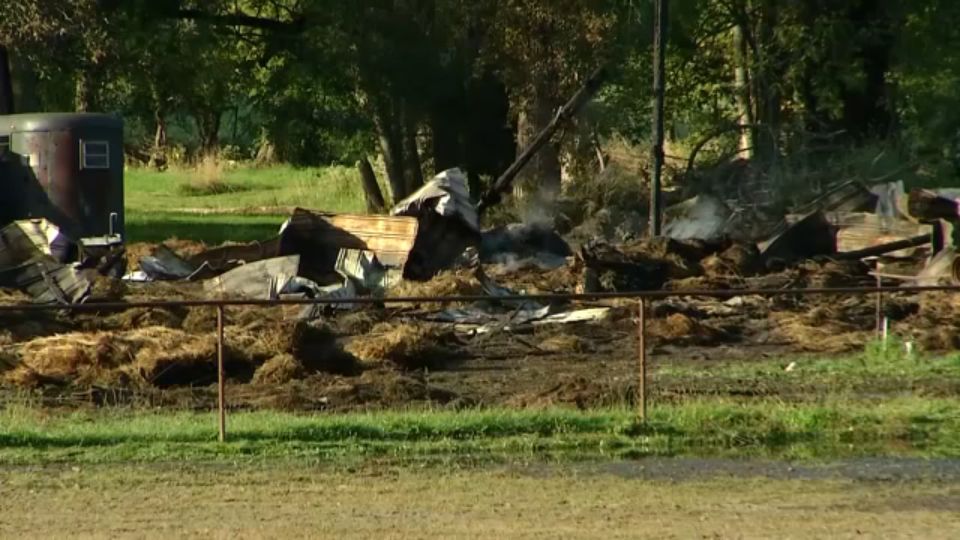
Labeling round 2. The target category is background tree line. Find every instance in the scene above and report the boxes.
[2,0,959,204]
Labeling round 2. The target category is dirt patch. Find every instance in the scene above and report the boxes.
[508,376,630,409]
[345,322,459,370]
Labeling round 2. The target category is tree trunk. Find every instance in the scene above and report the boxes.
[373,97,407,203]
[0,45,14,115]
[357,158,387,214]
[430,106,461,173]
[840,0,895,139]
[515,83,562,206]
[733,22,755,159]
[752,0,782,163]
[194,109,222,158]
[149,109,169,169]
[401,105,424,195]
[74,69,98,112]
[9,52,39,112]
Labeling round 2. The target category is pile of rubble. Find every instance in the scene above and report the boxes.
[2,168,960,394]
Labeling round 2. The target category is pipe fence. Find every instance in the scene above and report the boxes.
[2,284,958,442]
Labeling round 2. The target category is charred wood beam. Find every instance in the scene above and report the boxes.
[477,67,606,215]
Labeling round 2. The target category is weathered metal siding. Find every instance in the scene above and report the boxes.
[0,113,124,238]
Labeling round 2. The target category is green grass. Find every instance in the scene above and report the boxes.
[658,344,960,382]
[2,398,958,465]
[124,164,371,243]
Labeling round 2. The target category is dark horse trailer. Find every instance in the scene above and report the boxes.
[0,113,124,239]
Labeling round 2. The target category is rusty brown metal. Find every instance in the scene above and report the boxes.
[216,305,226,443]
[0,113,124,238]
[876,260,883,336]
[637,299,647,421]
[1,285,960,313]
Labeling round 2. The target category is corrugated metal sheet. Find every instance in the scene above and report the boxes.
[204,255,301,300]
[391,168,479,233]
[0,260,90,303]
[0,219,90,303]
[0,218,71,266]
[390,168,481,280]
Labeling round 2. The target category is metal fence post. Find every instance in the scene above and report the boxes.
[637,298,648,421]
[216,305,226,443]
[875,260,883,336]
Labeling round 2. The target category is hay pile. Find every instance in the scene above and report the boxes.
[539,334,594,354]
[492,264,581,294]
[389,269,483,299]
[287,321,359,375]
[702,243,761,278]
[3,327,235,387]
[771,312,870,353]
[345,322,458,370]
[799,260,872,288]
[252,354,305,385]
[0,288,31,305]
[664,276,734,291]
[4,326,270,388]
[648,313,726,345]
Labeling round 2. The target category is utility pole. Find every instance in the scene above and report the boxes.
[650,0,668,236]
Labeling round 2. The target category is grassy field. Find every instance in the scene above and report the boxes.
[2,397,958,466]
[3,463,958,538]
[124,164,371,243]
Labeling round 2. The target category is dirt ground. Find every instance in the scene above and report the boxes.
[2,460,959,539]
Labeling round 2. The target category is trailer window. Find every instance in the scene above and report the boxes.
[80,140,109,169]
[0,135,9,160]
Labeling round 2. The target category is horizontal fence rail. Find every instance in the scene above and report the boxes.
[0,285,957,313]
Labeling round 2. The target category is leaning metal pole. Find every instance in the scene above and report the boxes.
[650,0,668,236]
